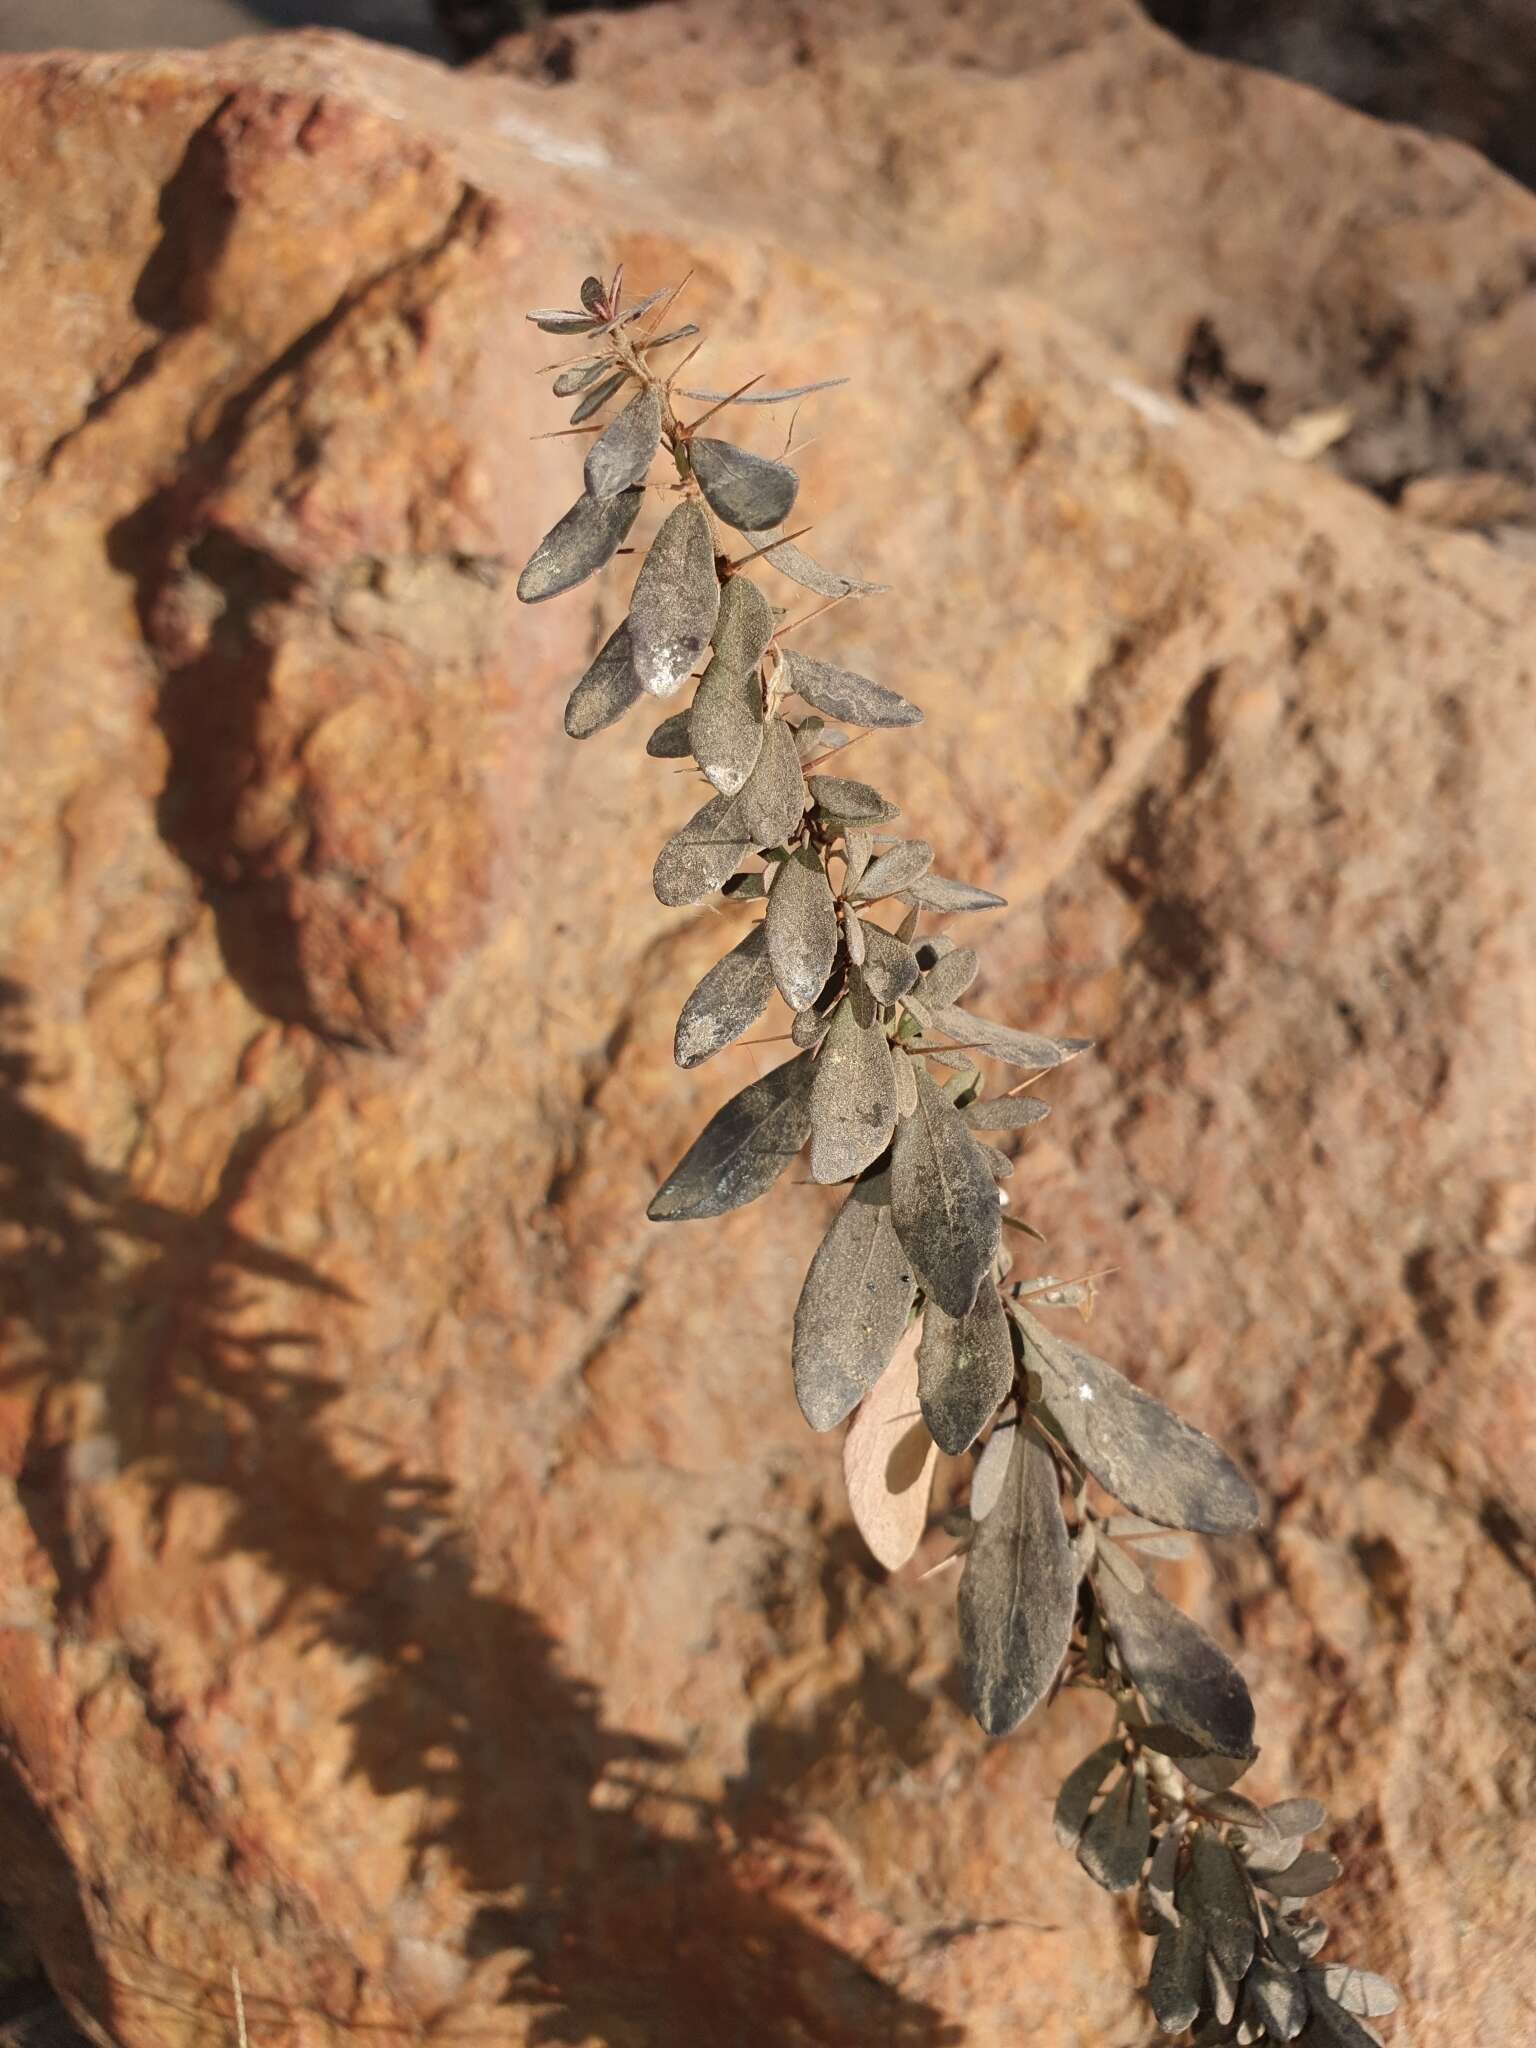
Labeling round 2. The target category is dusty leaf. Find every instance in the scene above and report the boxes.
[957,1430,1077,1736]
[782,648,922,729]
[1256,1850,1343,1899]
[809,774,900,826]
[517,484,645,603]
[569,367,631,423]
[934,1004,1081,1070]
[646,709,694,758]
[851,839,933,903]
[891,1064,1002,1317]
[809,973,898,1184]
[891,1044,918,1117]
[860,923,922,1006]
[766,845,838,1011]
[674,922,777,1069]
[1149,1918,1207,2036]
[652,790,752,907]
[527,306,599,334]
[553,357,609,397]
[680,376,849,405]
[1052,1737,1122,1850]
[1146,1823,1184,1929]
[842,1318,938,1571]
[899,873,1008,914]
[584,385,663,497]
[647,1052,815,1221]
[1246,1960,1308,2041]
[960,1095,1050,1133]
[844,903,867,967]
[690,435,799,530]
[1181,1829,1257,1982]
[1014,1308,1261,1535]
[565,620,644,739]
[742,526,889,599]
[919,946,981,1009]
[1078,1765,1151,1893]
[1308,1968,1397,2020]
[690,574,773,794]
[1092,1568,1256,1761]
[793,1173,917,1431]
[917,1280,1013,1454]
[629,500,721,696]
[1265,1798,1328,1839]
[738,715,808,847]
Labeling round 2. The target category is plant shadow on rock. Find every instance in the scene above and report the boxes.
[0,979,962,2048]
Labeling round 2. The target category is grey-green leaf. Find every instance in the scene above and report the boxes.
[899,873,1008,914]
[792,1174,917,1431]
[742,526,889,599]
[935,1005,1079,1070]
[919,947,980,1010]
[1052,1737,1122,1850]
[1149,1918,1208,2036]
[647,1052,815,1222]
[1078,1765,1151,1893]
[957,1430,1077,1736]
[569,367,631,423]
[1181,1829,1257,1982]
[1092,1568,1256,1761]
[690,575,772,794]
[1297,1995,1386,2048]
[891,1064,1002,1318]
[690,436,799,530]
[1014,1309,1261,1536]
[1265,1798,1328,1838]
[960,1095,1051,1132]
[629,500,721,696]
[916,1281,1013,1454]
[517,485,645,603]
[646,709,694,758]
[1146,1822,1184,1929]
[809,974,898,1184]
[809,775,900,826]
[766,846,838,1011]
[565,620,643,739]
[782,648,922,729]
[553,357,608,397]
[1308,1968,1397,2020]
[738,715,808,848]
[970,1414,1017,1523]
[674,922,776,1069]
[1246,1960,1309,2042]
[584,385,663,497]
[851,839,934,904]
[1257,1850,1343,1898]
[860,923,922,1005]
[653,791,752,908]
[891,1044,918,1117]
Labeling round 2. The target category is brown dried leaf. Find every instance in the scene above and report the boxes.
[842,1318,938,1572]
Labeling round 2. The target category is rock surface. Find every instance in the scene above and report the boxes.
[0,5,1532,2045]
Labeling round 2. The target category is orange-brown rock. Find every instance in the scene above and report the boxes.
[1,7,1532,2046]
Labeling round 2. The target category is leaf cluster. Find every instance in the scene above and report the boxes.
[518,268,1397,2041]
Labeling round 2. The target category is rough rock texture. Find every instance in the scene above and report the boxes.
[0,5,1532,2046]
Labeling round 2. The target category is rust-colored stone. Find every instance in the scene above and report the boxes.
[1,10,1532,2046]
